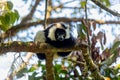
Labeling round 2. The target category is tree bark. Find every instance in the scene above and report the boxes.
[45,52,54,80]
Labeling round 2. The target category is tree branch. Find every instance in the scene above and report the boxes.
[0,41,85,55]
[82,48,105,80]
[46,52,54,80]
[20,0,41,23]
[2,17,120,41]
[44,0,54,80]
[91,0,120,17]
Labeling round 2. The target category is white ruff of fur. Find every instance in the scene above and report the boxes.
[65,27,70,39]
[48,26,57,40]
[48,23,70,41]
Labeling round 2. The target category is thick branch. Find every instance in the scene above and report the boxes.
[91,0,120,17]
[0,41,85,55]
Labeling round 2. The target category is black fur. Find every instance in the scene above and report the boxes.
[37,53,46,60]
[45,30,76,48]
[36,23,76,60]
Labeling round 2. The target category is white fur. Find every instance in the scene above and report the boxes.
[65,27,70,39]
[34,31,46,43]
[48,23,70,41]
[48,26,57,41]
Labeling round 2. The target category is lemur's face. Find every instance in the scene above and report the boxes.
[48,23,70,41]
[55,29,66,41]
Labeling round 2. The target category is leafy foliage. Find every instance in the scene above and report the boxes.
[0,1,19,31]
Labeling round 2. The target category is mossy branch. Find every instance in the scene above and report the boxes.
[82,48,105,80]
[0,41,83,55]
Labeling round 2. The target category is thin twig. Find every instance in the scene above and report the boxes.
[52,0,76,10]
[67,59,85,65]
[85,0,91,54]
[21,0,41,23]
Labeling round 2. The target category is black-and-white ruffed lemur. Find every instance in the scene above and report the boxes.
[34,22,77,60]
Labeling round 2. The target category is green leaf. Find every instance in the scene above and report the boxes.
[41,64,46,71]
[16,67,28,78]
[37,60,42,67]
[5,14,10,24]
[78,24,87,39]
[80,1,86,8]
[81,24,87,33]
[7,1,13,10]
[54,64,61,72]
[0,14,11,31]
[28,66,36,72]
[29,72,38,80]
[14,10,20,20]
[101,50,119,66]
[104,0,110,7]
[1,14,10,26]
[110,41,120,54]
[101,41,120,65]
[9,11,18,24]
